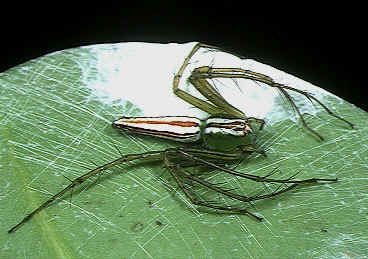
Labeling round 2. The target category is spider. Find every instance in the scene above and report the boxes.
[8,43,353,233]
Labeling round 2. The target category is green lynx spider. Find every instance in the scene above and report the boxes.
[8,43,353,233]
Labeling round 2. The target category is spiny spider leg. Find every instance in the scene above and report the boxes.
[173,43,226,116]
[61,174,74,208]
[8,146,259,233]
[180,168,300,203]
[261,166,281,179]
[189,75,245,118]
[173,43,268,140]
[163,153,263,221]
[275,84,354,128]
[174,43,353,140]
[8,145,336,233]
[229,144,266,157]
[247,117,266,130]
[173,43,259,120]
[278,87,324,140]
[176,149,338,184]
[192,66,354,139]
[7,150,164,233]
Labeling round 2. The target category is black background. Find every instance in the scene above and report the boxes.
[1,4,366,110]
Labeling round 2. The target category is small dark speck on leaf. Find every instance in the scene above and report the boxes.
[147,200,156,208]
[131,222,144,232]
[155,220,164,226]
[321,228,328,233]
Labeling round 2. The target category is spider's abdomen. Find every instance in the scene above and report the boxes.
[112,116,202,143]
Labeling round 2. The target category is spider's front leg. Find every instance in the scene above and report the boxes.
[172,43,226,116]
[173,50,247,119]
[173,43,265,137]
[175,42,353,140]
[193,65,354,140]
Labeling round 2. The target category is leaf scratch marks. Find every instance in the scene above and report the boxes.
[134,241,154,259]
[235,216,264,250]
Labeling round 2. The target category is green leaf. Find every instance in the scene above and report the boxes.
[1,43,367,258]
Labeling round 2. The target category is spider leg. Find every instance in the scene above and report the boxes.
[197,68,323,138]
[8,150,165,233]
[196,66,354,140]
[174,43,251,119]
[173,43,226,116]
[235,144,267,157]
[189,69,245,118]
[276,84,354,129]
[177,148,338,184]
[163,152,263,221]
[189,67,267,126]
[173,43,269,136]
[181,169,299,203]
[247,117,266,130]
[277,87,324,140]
